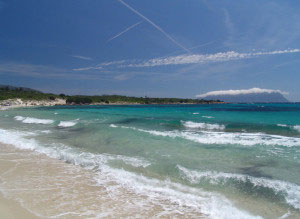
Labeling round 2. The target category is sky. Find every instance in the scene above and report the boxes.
[0,0,300,100]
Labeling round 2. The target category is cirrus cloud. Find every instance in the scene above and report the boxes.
[128,49,300,67]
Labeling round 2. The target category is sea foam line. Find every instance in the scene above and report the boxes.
[110,124,300,147]
[0,128,260,218]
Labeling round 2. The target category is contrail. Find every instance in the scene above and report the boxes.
[119,0,191,53]
[107,21,143,42]
[189,41,215,50]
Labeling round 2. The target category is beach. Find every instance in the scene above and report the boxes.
[0,104,299,218]
[0,142,205,218]
[0,190,36,219]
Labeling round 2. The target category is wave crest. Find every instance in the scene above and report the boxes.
[14,116,54,124]
[177,165,300,210]
[58,120,78,127]
[111,125,300,147]
[182,121,224,130]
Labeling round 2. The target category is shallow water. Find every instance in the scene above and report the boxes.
[0,104,300,218]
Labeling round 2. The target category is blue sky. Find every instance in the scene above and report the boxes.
[0,0,300,100]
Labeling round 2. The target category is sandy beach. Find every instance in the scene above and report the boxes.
[0,193,37,219]
[0,142,198,218]
[0,98,66,111]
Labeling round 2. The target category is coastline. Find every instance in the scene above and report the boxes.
[0,104,299,218]
[0,98,223,111]
[0,142,203,217]
[0,98,66,110]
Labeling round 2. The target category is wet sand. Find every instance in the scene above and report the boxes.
[0,193,37,219]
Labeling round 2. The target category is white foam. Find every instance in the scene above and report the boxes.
[14,116,25,121]
[177,165,300,210]
[277,124,288,127]
[98,165,261,219]
[277,124,300,133]
[110,124,118,128]
[112,125,300,147]
[0,128,260,218]
[293,125,300,132]
[182,121,225,130]
[192,112,199,115]
[58,120,78,127]
[40,130,52,134]
[14,116,54,124]
[202,116,214,119]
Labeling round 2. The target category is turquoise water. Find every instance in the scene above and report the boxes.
[0,104,300,218]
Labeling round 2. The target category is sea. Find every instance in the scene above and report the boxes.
[0,103,300,218]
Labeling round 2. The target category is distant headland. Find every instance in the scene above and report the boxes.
[0,85,223,109]
[196,88,289,103]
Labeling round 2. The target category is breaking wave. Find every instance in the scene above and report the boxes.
[182,121,225,130]
[0,128,260,218]
[58,120,78,127]
[277,124,300,133]
[14,116,54,124]
[202,116,214,119]
[177,165,300,210]
[293,125,300,132]
[110,124,300,147]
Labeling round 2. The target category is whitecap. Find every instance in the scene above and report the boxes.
[40,130,52,134]
[202,116,214,119]
[277,124,288,127]
[58,120,78,127]
[182,121,225,130]
[192,112,199,115]
[14,116,25,121]
[14,116,54,124]
[293,125,300,132]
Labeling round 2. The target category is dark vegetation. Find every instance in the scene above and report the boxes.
[0,85,223,104]
[0,85,59,101]
[65,95,220,105]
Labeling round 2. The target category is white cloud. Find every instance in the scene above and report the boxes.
[72,60,127,71]
[72,66,102,71]
[128,49,300,67]
[196,88,288,98]
[72,55,93,61]
[99,60,127,66]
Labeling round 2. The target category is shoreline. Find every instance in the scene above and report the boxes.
[0,142,203,218]
[0,98,224,111]
[0,105,299,218]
